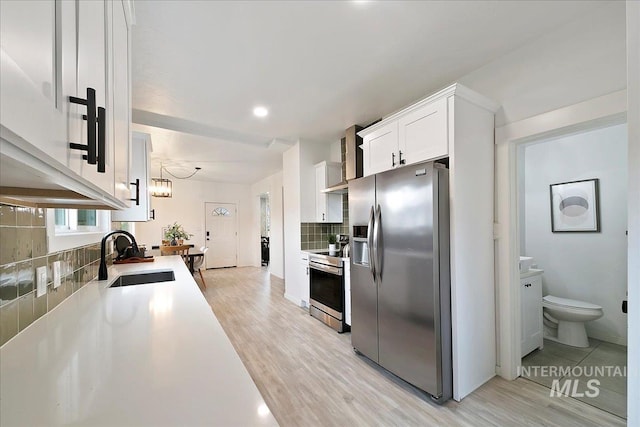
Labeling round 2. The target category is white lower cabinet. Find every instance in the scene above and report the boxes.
[521,270,544,357]
[299,252,310,306]
[344,261,351,326]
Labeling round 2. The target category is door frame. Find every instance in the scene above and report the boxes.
[494,90,627,380]
[204,201,239,269]
[258,193,270,268]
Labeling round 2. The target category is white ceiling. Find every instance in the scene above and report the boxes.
[131,0,608,184]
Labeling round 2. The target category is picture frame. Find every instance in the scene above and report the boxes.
[549,178,600,232]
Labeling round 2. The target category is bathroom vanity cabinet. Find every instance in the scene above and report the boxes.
[521,269,544,357]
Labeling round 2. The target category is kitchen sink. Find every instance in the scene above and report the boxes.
[110,270,175,287]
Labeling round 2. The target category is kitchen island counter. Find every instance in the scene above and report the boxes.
[0,256,278,426]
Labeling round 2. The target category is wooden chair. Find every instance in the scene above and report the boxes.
[160,244,190,265]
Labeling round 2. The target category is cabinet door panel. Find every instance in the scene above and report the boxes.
[77,0,114,195]
[61,0,83,175]
[398,97,448,165]
[363,122,398,177]
[315,165,326,221]
[521,275,543,356]
[0,0,67,162]
[111,134,151,222]
[314,162,343,223]
[112,0,130,202]
[0,0,55,104]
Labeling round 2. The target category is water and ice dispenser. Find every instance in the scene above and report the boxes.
[351,225,370,266]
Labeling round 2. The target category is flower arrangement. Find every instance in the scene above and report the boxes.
[164,222,193,245]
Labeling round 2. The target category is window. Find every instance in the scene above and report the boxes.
[212,207,231,216]
[47,208,111,253]
[54,209,100,233]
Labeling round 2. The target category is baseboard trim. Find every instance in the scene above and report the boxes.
[587,330,628,347]
[284,293,307,308]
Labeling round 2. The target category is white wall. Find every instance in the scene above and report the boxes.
[135,178,254,267]
[460,2,626,127]
[251,171,284,279]
[522,124,628,345]
[282,140,334,305]
[461,0,629,384]
[626,1,639,424]
[282,143,302,304]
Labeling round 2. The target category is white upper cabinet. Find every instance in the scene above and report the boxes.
[360,84,493,177]
[0,0,134,209]
[111,0,132,203]
[362,122,398,176]
[112,133,152,222]
[76,0,113,195]
[398,96,448,166]
[0,0,66,161]
[361,96,448,177]
[314,161,342,223]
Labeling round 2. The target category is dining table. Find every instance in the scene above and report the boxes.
[149,247,205,274]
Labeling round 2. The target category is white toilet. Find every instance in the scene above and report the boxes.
[542,295,603,348]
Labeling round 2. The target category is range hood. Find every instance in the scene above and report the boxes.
[322,125,363,194]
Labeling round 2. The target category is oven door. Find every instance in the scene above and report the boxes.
[309,261,344,319]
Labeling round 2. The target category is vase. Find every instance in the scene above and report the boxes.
[170,239,178,246]
[329,243,337,252]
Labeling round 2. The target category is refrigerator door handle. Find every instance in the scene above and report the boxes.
[367,206,376,279]
[373,204,382,280]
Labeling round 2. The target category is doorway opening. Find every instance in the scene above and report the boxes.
[516,123,628,419]
[204,202,238,269]
[260,194,271,268]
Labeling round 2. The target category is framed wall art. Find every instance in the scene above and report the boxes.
[549,178,600,232]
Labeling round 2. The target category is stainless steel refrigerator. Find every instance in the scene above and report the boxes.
[349,160,452,403]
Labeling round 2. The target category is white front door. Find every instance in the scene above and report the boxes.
[205,202,238,269]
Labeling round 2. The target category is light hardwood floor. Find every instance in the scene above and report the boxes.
[199,267,625,427]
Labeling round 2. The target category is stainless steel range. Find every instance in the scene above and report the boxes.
[308,249,349,333]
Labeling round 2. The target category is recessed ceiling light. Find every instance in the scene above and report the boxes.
[253,106,268,117]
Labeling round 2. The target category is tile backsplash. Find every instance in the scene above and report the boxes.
[0,203,109,347]
[301,194,349,250]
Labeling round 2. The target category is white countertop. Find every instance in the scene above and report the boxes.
[520,268,544,279]
[0,256,278,426]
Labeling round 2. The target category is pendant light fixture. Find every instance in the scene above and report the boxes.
[151,163,201,198]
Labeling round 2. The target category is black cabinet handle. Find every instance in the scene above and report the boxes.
[322,213,325,221]
[69,87,97,165]
[129,178,140,205]
[391,152,396,167]
[399,150,406,165]
[97,106,106,173]
[150,209,155,220]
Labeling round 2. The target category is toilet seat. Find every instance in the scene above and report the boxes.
[543,295,602,310]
